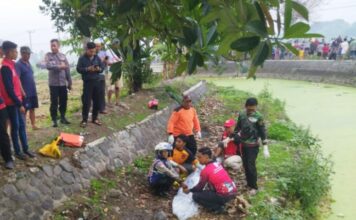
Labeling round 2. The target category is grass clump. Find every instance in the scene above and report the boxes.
[206,84,332,220]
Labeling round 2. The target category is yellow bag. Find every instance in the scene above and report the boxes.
[38,137,62,159]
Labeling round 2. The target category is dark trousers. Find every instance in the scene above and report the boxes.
[49,86,68,121]
[0,109,13,162]
[149,176,174,194]
[99,79,106,112]
[7,106,29,155]
[82,80,101,122]
[174,135,197,156]
[242,145,259,189]
[192,191,234,211]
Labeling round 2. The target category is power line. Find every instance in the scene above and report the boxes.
[319,4,356,11]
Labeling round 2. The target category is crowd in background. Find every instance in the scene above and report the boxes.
[272,37,356,60]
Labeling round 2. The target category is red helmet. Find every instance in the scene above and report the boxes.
[224,119,236,128]
[148,99,159,109]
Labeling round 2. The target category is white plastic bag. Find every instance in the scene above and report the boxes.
[172,166,203,220]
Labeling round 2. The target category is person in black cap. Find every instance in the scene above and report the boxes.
[76,42,105,127]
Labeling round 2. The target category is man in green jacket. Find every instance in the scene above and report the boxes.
[235,97,269,195]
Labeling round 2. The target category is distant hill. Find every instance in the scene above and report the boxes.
[310,19,356,40]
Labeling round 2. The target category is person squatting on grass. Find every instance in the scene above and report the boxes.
[148,142,186,197]
[168,134,198,174]
[167,94,201,155]
[182,147,237,213]
[214,119,242,171]
[0,41,35,160]
[77,42,105,128]
[45,39,72,128]
[233,97,270,195]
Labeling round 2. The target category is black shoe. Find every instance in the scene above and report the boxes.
[52,120,58,127]
[5,161,14,169]
[15,153,27,161]
[24,151,36,158]
[156,191,169,198]
[210,206,226,214]
[60,117,71,124]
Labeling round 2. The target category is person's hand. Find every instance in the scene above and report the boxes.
[87,66,95,72]
[182,184,190,194]
[95,65,101,72]
[67,85,72,91]
[180,166,188,174]
[168,135,174,145]
[59,62,67,70]
[263,145,270,159]
[20,106,26,114]
[222,137,231,147]
[196,131,202,139]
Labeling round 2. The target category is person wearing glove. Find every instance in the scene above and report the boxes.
[235,98,268,195]
[213,119,242,171]
[147,142,185,197]
[262,141,270,158]
[182,147,237,213]
[167,94,201,155]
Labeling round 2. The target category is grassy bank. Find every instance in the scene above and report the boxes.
[52,80,332,220]
[207,84,333,219]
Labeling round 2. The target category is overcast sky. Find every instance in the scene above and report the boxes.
[1,0,356,54]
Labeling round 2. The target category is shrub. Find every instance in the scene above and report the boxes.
[276,127,333,218]
[268,122,294,141]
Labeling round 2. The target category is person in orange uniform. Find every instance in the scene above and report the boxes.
[167,95,201,155]
[169,134,198,174]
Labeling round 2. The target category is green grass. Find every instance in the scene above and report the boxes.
[205,84,332,220]
[133,156,153,173]
[90,178,117,205]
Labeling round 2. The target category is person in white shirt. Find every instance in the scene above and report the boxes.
[340,38,349,59]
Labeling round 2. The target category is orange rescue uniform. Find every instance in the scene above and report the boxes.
[167,107,201,137]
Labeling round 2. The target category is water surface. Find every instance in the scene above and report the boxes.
[207,77,356,220]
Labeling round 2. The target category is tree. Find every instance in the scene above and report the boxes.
[41,0,321,91]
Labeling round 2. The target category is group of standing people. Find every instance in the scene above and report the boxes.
[147,95,269,213]
[0,38,122,169]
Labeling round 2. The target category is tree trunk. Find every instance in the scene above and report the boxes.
[82,0,97,49]
[132,40,142,93]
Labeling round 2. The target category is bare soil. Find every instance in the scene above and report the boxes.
[52,95,250,220]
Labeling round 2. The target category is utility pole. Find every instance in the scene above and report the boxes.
[27,30,35,49]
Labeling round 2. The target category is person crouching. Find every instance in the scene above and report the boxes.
[182,147,237,213]
[214,119,242,171]
[169,134,198,174]
[148,142,185,197]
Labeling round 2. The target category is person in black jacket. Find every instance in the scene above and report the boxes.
[76,42,105,127]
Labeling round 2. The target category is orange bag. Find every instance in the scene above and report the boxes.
[60,133,84,148]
